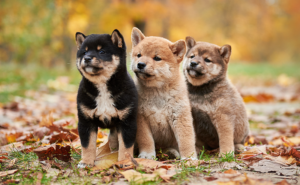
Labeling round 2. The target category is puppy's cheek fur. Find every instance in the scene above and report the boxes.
[209,63,222,76]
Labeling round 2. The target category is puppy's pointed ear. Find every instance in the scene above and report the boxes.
[76,32,86,50]
[131,27,145,47]
[111,29,125,49]
[170,40,186,63]
[220,44,231,63]
[185,36,196,52]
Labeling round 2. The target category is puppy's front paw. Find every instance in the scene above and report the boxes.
[234,144,245,152]
[181,157,198,161]
[138,151,156,160]
[77,161,94,168]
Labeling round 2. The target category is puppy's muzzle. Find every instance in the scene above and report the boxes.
[187,62,205,78]
[82,57,103,74]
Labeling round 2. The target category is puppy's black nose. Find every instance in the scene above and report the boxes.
[190,61,198,67]
[137,62,146,69]
[84,56,92,63]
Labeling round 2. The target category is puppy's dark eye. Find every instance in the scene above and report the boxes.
[99,50,106,54]
[83,51,87,55]
[204,58,211,63]
[190,55,195,59]
[153,56,161,61]
[137,54,141,58]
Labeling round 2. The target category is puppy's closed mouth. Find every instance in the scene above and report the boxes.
[187,69,204,78]
[135,72,155,80]
[84,66,103,74]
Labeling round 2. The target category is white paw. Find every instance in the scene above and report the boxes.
[77,161,94,168]
[138,151,156,160]
[181,157,198,161]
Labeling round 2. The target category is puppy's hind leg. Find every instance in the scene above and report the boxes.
[78,121,98,168]
[108,127,119,152]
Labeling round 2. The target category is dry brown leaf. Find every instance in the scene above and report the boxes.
[250,159,297,176]
[0,169,18,177]
[223,169,240,174]
[115,158,164,171]
[96,139,111,156]
[0,142,24,153]
[102,175,112,183]
[275,179,291,185]
[33,144,71,162]
[49,132,77,143]
[120,169,159,183]
[240,146,266,160]
[7,158,17,168]
[264,155,297,165]
[154,168,177,182]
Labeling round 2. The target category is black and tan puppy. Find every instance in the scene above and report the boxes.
[183,37,249,156]
[131,28,197,160]
[75,30,138,168]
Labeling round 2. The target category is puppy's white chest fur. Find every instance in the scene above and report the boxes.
[94,84,117,122]
[80,84,117,122]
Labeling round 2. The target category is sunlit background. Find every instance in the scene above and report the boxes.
[0,0,299,102]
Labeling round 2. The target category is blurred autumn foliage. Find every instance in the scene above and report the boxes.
[0,0,299,68]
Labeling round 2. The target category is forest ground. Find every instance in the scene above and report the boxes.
[0,62,300,184]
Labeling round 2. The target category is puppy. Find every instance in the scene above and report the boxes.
[75,29,138,168]
[183,37,249,156]
[131,27,197,160]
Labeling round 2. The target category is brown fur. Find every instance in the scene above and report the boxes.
[80,131,97,165]
[183,37,249,156]
[131,28,197,159]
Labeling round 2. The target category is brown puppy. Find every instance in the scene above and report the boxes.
[131,28,197,160]
[183,37,249,156]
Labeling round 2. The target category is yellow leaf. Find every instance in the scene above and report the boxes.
[120,169,159,183]
[92,152,118,170]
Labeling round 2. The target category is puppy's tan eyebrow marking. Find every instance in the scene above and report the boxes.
[85,46,88,51]
[97,45,101,50]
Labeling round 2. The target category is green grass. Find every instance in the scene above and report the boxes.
[228,62,300,80]
[1,61,299,103]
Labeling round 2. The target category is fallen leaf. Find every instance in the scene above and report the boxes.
[250,159,297,175]
[49,132,77,143]
[93,152,118,170]
[120,169,158,183]
[204,176,218,181]
[240,146,266,160]
[115,158,164,171]
[7,158,17,168]
[0,169,18,177]
[96,139,111,156]
[275,179,291,185]
[0,142,24,153]
[223,169,240,174]
[102,175,112,183]
[33,144,71,162]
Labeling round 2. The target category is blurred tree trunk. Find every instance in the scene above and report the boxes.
[62,11,72,70]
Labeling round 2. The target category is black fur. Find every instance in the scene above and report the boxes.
[76,30,138,149]
[192,108,219,150]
